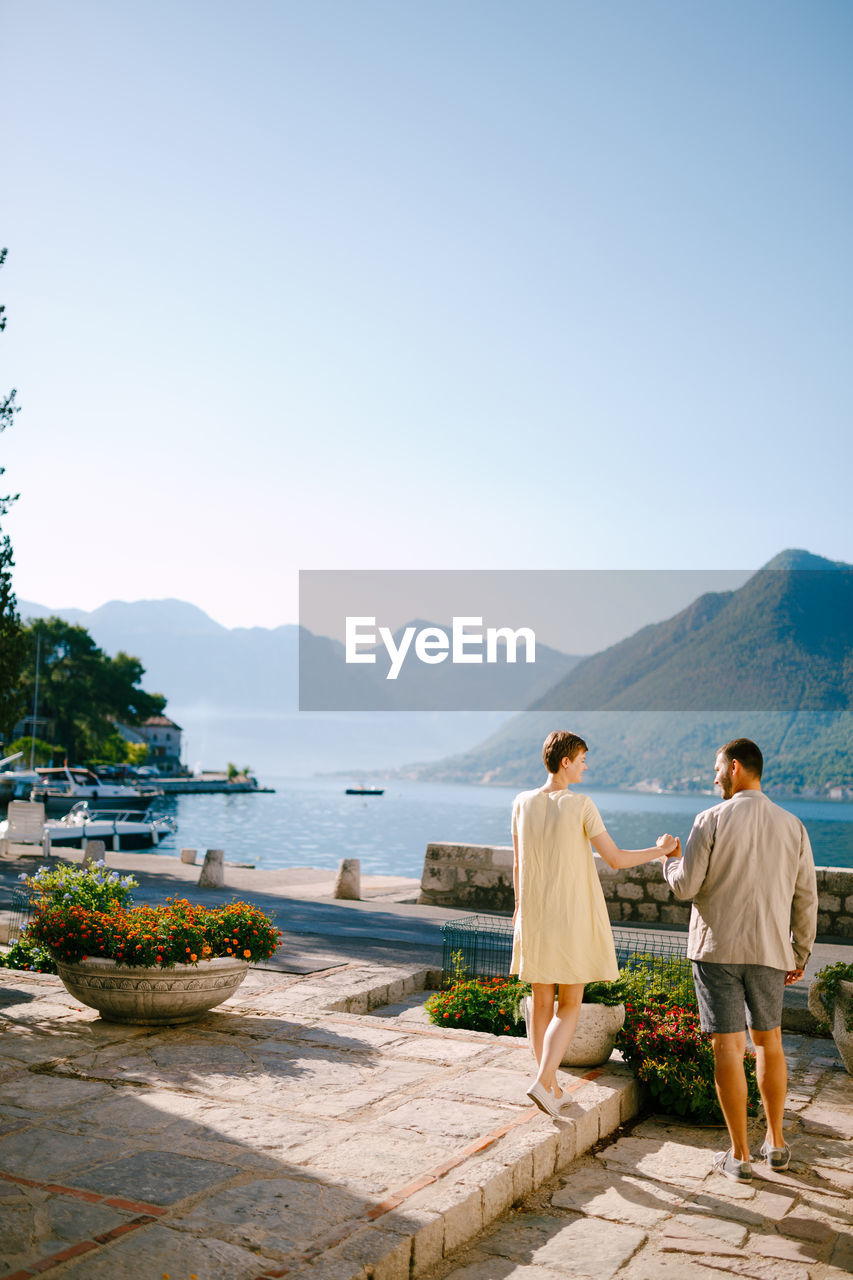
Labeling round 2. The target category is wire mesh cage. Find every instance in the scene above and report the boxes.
[442,914,514,983]
[441,915,692,1003]
[6,888,34,947]
[612,926,693,1006]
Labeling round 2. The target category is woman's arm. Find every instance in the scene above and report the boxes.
[512,830,520,925]
[590,829,680,870]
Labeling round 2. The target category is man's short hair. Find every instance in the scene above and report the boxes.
[719,738,764,779]
[542,730,588,774]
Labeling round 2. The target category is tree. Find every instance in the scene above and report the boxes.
[17,617,167,763]
[0,247,25,740]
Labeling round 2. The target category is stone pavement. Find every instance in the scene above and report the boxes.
[426,1034,853,1280]
[1,958,851,1280]
[0,958,643,1280]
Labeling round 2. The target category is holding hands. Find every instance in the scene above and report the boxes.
[656,833,682,861]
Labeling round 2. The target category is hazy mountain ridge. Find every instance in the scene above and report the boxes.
[410,551,853,792]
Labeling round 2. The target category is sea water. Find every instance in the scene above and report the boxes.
[152,778,853,877]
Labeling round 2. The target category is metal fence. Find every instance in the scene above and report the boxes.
[6,889,34,946]
[441,915,691,1001]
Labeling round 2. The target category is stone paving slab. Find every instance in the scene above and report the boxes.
[425,1033,853,1280]
[0,960,640,1280]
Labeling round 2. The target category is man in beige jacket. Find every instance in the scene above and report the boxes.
[660,738,818,1181]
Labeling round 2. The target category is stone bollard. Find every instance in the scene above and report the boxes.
[82,840,107,866]
[180,848,197,865]
[198,849,225,888]
[333,858,361,900]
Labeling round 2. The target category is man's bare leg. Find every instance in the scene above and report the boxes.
[750,1025,787,1150]
[711,1030,750,1161]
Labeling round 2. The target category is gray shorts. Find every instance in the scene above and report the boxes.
[692,961,786,1034]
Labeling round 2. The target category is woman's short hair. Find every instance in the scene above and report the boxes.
[542,730,588,774]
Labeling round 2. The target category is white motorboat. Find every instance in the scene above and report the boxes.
[29,766,162,817]
[0,801,178,852]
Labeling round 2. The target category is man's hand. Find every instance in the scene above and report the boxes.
[784,968,805,986]
[656,834,682,861]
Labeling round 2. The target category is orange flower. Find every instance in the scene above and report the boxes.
[243,949,251,958]
[190,953,198,962]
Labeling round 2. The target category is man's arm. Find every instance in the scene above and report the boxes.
[790,823,818,970]
[662,810,715,900]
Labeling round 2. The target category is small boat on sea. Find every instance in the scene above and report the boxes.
[29,766,163,817]
[345,786,385,796]
[0,801,177,852]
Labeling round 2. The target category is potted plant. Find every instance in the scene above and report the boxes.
[21,863,281,1025]
[521,980,626,1067]
[809,961,853,1074]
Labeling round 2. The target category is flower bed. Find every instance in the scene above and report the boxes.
[425,976,527,1035]
[27,896,281,968]
[616,996,760,1123]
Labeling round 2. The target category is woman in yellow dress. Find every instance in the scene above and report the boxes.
[512,730,680,1117]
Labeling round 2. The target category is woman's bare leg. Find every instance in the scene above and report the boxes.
[534,983,584,1097]
[530,983,556,1068]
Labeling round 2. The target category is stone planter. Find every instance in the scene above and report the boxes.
[522,995,625,1067]
[56,956,250,1025]
[809,977,853,1075]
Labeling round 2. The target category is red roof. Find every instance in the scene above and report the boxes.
[142,715,182,730]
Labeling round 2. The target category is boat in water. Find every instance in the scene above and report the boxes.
[345,786,385,796]
[0,801,177,852]
[28,766,163,817]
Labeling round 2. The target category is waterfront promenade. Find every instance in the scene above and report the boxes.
[1,852,852,1278]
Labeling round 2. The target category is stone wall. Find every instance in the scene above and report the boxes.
[418,842,853,940]
[418,842,515,913]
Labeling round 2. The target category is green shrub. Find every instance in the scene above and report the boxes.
[20,862,137,912]
[0,937,57,974]
[620,951,697,1009]
[426,976,527,1035]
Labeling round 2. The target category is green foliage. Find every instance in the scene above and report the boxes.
[583,978,628,1006]
[0,936,56,974]
[27,895,282,968]
[4,737,60,766]
[426,976,527,1036]
[4,862,137,975]
[22,861,138,912]
[15,617,167,763]
[620,952,697,1009]
[616,995,760,1124]
[813,960,853,1033]
[125,742,149,765]
[227,762,239,780]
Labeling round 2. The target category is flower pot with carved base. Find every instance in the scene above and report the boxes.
[809,976,853,1075]
[56,955,250,1025]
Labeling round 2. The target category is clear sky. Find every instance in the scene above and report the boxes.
[4,0,853,629]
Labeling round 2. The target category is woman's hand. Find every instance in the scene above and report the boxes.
[656,833,681,860]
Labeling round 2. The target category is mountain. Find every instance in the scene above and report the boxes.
[529,550,853,713]
[15,600,561,773]
[410,551,853,792]
[20,598,301,711]
[300,617,581,710]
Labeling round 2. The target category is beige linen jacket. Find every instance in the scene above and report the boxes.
[662,790,818,969]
